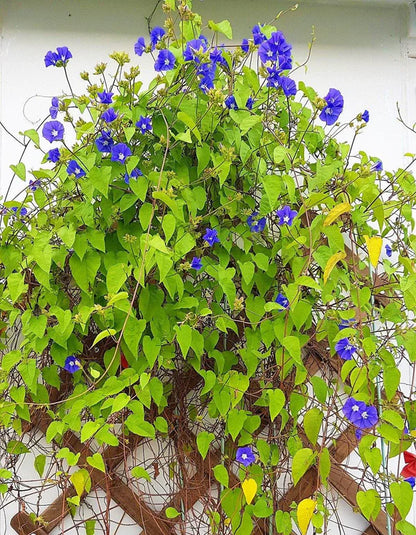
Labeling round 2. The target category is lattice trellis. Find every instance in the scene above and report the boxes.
[9,337,389,535]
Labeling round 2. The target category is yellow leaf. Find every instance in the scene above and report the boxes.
[323,251,346,284]
[364,235,382,268]
[297,498,316,535]
[242,478,257,504]
[323,203,351,227]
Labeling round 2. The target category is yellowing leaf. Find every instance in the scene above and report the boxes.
[242,478,257,504]
[297,498,316,535]
[323,203,351,227]
[364,235,382,268]
[323,251,346,284]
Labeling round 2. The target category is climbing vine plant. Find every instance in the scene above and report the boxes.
[1,1,416,534]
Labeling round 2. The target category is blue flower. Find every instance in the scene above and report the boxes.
[339,319,353,330]
[111,143,132,163]
[371,160,383,172]
[276,205,297,226]
[47,148,60,163]
[11,206,27,216]
[136,115,152,134]
[247,212,266,233]
[197,63,216,93]
[319,88,344,126]
[362,110,369,123]
[134,37,146,56]
[49,97,59,119]
[335,338,357,360]
[343,397,379,429]
[28,179,41,192]
[385,244,392,257]
[64,355,81,373]
[124,168,143,185]
[236,446,255,467]
[266,66,282,88]
[190,257,203,270]
[241,39,250,53]
[95,131,114,153]
[42,121,64,143]
[279,76,297,97]
[183,38,207,62]
[275,293,289,309]
[355,428,363,441]
[101,108,118,123]
[259,40,278,63]
[405,477,416,489]
[44,46,72,67]
[252,25,266,45]
[150,26,166,49]
[225,95,238,110]
[203,228,220,246]
[154,49,176,72]
[97,91,114,104]
[210,47,227,67]
[259,31,292,69]
[246,97,255,110]
[66,160,86,178]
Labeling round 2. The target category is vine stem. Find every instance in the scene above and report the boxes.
[369,261,392,535]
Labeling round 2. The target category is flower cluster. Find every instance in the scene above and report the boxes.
[44,46,72,67]
[342,397,378,429]
[335,338,357,360]
[320,88,344,126]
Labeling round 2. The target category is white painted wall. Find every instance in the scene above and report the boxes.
[0,0,415,533]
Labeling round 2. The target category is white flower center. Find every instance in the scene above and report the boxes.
[52,129,58,137]
[345,344,352,351]
[165,58,170,65]
[119,153,125,160]
[283,216,290,222]
[242,454,247,460]
[362,411,368,419]
[352,404,359,412]
[75,167,81,175]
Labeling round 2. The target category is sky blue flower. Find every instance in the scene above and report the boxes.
[225,95,238,110]
[101,108,118,123]
[276,205,297,226]
[252,24,266,45]
[246,97,255,110]
[372,160,383,172]
[335,338,357,360]
[67,160,86,178]
[150,26,166,49]
[124,168,143,185]
[154,49,176,71]
[203,228,220,246]
[279,76,297,97]
[241,39,250,53]
[190,257,203,270]
[134,37,146,56]
[183,38,207,62]
[47,148,60,163]
[385,244,392,257]
[275,293,289,309]
[236,446,255,466]
[247,212,266,232]
[97,91,113,104]
[42,121,64,143]
[44,46,72,67]
[136,115,152,134]
[64,355,81,373]
[95,131,114,152]
[49,97,59,119]
[362,110,369,123]
[319,88,344,126]
[111,143,132,163]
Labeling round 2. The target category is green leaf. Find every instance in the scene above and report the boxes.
[85,520,96,535]
[70,469,91,497]
[69,250,101,293]
[86,453,106,473]
[282,336,301,364]
[303,408,323,446]
[196,431,215,459]
[7,272,27,302]
[175,324,192,358]
[34,454,46,478]
[106,263,128,294]
[208,19,232,39]
[213,464,229,488]
[292,448,315,485]
[10,162,26,180]
[131,466,151,481]
[92,329,116,347]
[267,389,285,422]
[397,521,416,535]
[262,175,282,211]
[88,166,112,197]
[356,489,381,521]
[7,440,30,455]
[162,213,176,243]
[23,129,40,147]
[319,447,330,486]
[123,316,146,356]
[165,507,181,519]
[390,481,414,519]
